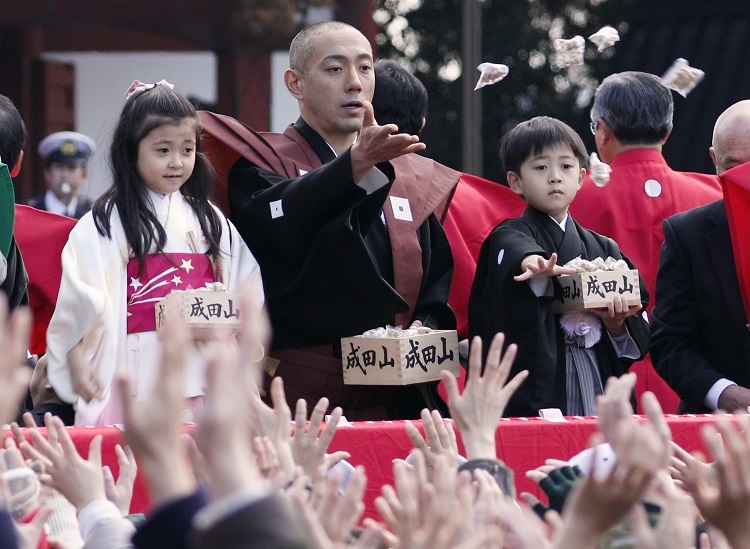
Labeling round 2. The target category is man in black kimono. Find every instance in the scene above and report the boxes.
[200,21,457,420]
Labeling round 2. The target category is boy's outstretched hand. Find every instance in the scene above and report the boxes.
[515,252,577,282]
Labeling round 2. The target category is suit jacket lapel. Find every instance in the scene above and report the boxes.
[706,202,749,332]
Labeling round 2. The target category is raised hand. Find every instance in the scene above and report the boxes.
[102,444,136,515]
[442,332,527,459]
[598,383,671,475]
[669,439,714,491]
[596,372,636,443]
[686,415,750,549]
[0,436,42,520]
[118,296,195,506]
[193,276,271,501]
[350,101,425,181]
[20,413,106,512]
[246,377,296,483]
[309,463,367,544]
[403,408,459,482]
[629,472,697,549]
[291,397,349,479]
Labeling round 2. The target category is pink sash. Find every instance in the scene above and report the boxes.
[126,253,214,333]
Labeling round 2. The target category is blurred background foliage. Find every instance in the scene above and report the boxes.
[374,0,635,182]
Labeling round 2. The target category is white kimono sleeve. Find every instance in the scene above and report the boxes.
[46,213,127,417]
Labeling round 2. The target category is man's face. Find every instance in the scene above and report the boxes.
[293,27,375,145]
[44,161,87,204]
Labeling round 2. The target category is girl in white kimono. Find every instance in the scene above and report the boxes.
[46,80,263,425]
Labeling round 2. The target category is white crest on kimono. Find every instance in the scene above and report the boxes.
[497,248,505,265]
[660,58,705,97]
[270,199,284,219]
[644,179,662,198]
[552,36,585,69]
[474,63,509,90]
[389,196,413,222]
[588,26,620,52]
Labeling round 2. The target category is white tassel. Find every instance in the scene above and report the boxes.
[560,311,602,348]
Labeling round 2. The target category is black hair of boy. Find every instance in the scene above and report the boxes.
[499,116,589,176]
[372,59,428,136]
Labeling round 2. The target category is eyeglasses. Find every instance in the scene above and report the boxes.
[590,120,598,135]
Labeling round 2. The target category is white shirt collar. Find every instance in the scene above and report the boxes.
[44,189,80,217]
[551,213,569,231]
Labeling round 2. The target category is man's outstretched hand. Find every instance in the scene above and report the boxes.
[350,101,425,182]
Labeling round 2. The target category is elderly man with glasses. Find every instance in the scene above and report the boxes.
[568,71,722,413]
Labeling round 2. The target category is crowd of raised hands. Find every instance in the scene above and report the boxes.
[1,284,750,549]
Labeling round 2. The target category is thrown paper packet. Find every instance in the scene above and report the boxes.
[660,58,705,97]
[589,152,612,187]
[474,62,510,90]
[588,26,620,52]
[552,35,585,68]
[564,256,629,273]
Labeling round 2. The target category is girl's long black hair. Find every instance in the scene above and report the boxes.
[92,84,222,271]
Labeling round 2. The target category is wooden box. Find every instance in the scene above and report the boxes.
[156,290,241,339]
[341,330,459,385]
[553,270,641,314]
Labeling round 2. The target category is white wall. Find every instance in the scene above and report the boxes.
[271,50,300,133]
[42,52,217,200]
[42,50,299,201]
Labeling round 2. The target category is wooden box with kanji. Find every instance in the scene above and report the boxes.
[341,330,460,385]
[155,290,242,339]
[553,270,641,314]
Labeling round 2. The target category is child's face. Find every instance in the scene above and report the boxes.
[137,119,197,195]
[507,143,585,223]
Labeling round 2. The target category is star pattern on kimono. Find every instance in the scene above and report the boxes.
[171,275,182,286]
[181,259,194,273]
[130,277,143,291]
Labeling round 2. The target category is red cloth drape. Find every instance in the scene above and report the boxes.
[721,162,750,324]
[14,205,76,355]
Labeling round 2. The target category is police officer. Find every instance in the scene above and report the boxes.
[29,131,95,219]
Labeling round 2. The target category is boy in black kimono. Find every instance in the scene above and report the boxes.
[469,117,649,417]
